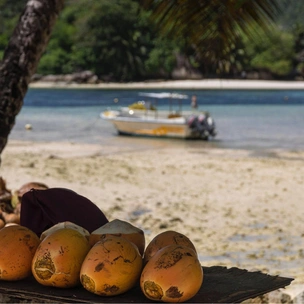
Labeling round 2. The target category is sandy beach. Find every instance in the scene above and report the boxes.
[1,139,304,288]
[1,79,304,301]
[29,78,304,90]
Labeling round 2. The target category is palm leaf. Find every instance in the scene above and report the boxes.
[140,0,281,68]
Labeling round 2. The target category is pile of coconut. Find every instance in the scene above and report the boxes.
[0,177,48,228]
[0,219,203,303]
[0,176,48,228]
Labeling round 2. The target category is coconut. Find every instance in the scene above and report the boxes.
[0,225,40,281]
[32,228,90,288]
[40,221,90,241]
[143,230,197,264]
[80,235,143,296]
[0,219,5,229]
[89,219,145,256]
[16,182,48,200]
[1,211,20,225]
[140,244,203,303]
[4,223,19,227]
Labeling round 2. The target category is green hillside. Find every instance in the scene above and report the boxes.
[1,0,304,81]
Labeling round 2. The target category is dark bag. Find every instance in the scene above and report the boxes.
[20,188,108,237]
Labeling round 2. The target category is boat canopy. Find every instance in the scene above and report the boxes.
[138,92,188,99]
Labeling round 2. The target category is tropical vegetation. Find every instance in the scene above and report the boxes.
[0,0,303,81]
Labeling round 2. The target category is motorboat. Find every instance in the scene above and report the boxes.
[100,92,217,140]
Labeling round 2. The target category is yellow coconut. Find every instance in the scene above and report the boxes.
[140,244,203,303]
[80,235,143,296]
[143,230,197,264]
[40,221,90,241]
[89,219,145,256]
[32,228,90,288]
[4,223,19,227]
[0,225,40,281]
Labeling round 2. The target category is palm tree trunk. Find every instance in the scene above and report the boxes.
[0,0,64,164]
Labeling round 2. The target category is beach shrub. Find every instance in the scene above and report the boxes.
[244,28,294,77]
[67,0,155,81]
[36,5,79,75]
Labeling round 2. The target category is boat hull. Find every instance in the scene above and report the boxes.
[111,118,195,139]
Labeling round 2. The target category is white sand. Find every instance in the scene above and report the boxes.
[29,78,304,90]
[1,140,304,286]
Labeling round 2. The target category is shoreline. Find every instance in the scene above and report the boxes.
[29,79,304,90]
[1,139,304,287]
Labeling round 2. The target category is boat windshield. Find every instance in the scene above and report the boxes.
[138,92,189,116]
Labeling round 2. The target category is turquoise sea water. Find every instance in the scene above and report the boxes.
[9,88,304,152]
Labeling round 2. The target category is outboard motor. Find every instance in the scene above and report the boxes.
[187,113,217,139]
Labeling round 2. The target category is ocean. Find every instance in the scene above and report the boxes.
[9,88,304,152]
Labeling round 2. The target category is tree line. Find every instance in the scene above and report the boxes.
[1,0,303,82]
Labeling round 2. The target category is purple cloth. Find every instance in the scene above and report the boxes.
[20,188,108,237]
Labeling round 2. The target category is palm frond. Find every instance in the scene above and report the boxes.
[140,0,281,68]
